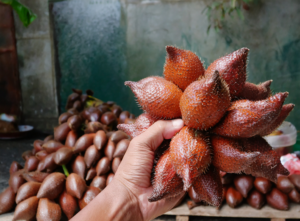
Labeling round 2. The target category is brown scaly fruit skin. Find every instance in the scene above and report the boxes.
[0,187,15,215]
[238,80,272,101]
[266,188,289,210]
[259,103,295,136]
[205,48,249,97]
[122,46,294,206]
[180,71,231,130]
[242,136,289,183]
[59,191,78,220]
[125,76,182,119]
[212,92,288,138]
[148,149,184,202]
[211,135,259,173]
[170,126,211,190]
[189,165,223,207]
[163,46,205,91]
[117,113,157,138]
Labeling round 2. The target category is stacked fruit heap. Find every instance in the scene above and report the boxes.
[0,89,135,220]
[187,173,300,210]
[118,46,295,207]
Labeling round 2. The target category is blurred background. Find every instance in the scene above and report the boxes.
[1,0,300,133]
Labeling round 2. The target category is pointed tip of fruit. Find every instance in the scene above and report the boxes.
[239,47,250,54]
[270,92,289,104]
[166,45,179,59]
[124,81,136,88]
[290,103,296,108]
[116,124,125,131]
[282,92,289,100]
[263,80,273,87]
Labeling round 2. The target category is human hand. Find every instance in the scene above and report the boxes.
[114,119,185,221]
[71,119,184,221]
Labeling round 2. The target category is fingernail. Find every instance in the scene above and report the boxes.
[172,119,184,129]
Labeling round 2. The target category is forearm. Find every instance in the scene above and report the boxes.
[71,179,143,221]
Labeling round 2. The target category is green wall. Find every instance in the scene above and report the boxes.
[52,0,300,130]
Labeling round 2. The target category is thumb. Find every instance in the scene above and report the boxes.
[133,119,184,151]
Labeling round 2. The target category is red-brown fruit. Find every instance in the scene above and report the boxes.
[0,187,15,215]
[16,182,41,204]
[242,137,289,183]
[37,172,65,200]
[211,135,259,173]
[54,147,73,165]
[91,176,107,190]
[65,130,79,147]
[12,196,39,221]
[163,46,205,91]
[233,175,254,198]
[36,198,61,221]
[42,140,64,153]
[113,139,130,158]
[277,176,294,193]
[180,71,230,130]
[110,130,129,143]
[33,140,44,152]
[148,149,184,202]
[247,189,265,209]
[59,191,78,220]
[125,77,182,119]
[170,127,211,190]
[35,150,48,161]
[288,189,300,203]
[118,113,157,138]
[9,170,26,193]
[24,156,39,172]
[66,173,87,199]
[238,80,272,101]
[205,47,249,97]
[22,171,50,183]
[212,92,288,138]
[289,174,300,191]
[84,145,101,168]
[9,161,23,174]
[71,155,87,180]
[189,165,223,207]
[93,130,108,150]
[86,168,97,181]
[106,173,114,186]
[266,188,289,210]
[254,177,272,194]
[78,186,101,210]
[259,104,295,136]
[73,133,96,154]
[226,187,243,208]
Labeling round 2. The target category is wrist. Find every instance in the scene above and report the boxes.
[99,178,144,221]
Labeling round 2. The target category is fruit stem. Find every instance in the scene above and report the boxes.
[62,165,69,177]
[85,95,103,108]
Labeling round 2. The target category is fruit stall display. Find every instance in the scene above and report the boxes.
[0,89,135,220]
[0,45,299,221]
[187,172,300,211]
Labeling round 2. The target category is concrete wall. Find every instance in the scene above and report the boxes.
[14,0,58,132]
[52,0,300,130]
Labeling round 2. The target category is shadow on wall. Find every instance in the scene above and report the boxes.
[51,0,300,130]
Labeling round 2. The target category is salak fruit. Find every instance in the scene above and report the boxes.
[118,46,294,207]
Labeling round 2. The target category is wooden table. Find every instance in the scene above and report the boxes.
[163,203,300,221]
[2,203,300,221]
